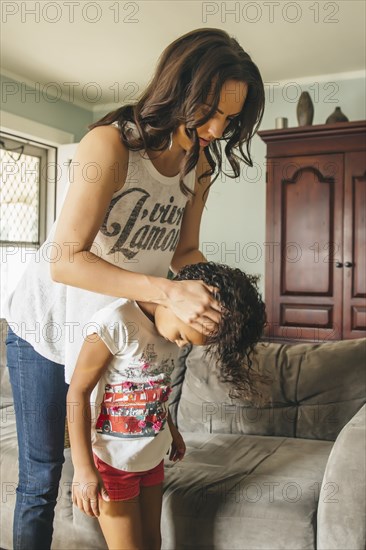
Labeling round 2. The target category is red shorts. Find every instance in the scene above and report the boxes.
[93,453,164,501]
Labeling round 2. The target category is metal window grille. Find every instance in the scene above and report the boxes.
[0,136,48,245]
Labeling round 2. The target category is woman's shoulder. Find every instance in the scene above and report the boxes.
[84,119,140,151]
[74,124,130,188]
[82,123,129,156]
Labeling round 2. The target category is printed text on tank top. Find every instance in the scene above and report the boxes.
[101,192,184,259]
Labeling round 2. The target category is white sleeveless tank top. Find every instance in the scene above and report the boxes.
[4,121,196,383]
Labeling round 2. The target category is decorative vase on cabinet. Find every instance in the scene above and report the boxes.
[296,91,314,126]
[326,106,349,124]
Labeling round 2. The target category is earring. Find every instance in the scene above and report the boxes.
[168,132,173,151]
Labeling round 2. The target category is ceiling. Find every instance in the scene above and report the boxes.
[1,0,365,111]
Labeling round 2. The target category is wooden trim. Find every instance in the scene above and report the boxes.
[258,121,366,158]
[258,120,366,143]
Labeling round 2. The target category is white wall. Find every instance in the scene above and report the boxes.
[199,72,366,297]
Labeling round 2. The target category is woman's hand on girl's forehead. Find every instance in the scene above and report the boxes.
[167,279,222,333]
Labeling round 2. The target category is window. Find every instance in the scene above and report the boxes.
[1,137,48,245]
[0,133,57,317]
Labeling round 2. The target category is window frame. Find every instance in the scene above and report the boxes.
[0,132,57,247]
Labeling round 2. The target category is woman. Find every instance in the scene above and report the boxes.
[4,27,265,549]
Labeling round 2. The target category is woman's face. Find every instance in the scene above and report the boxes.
[176,79,248,150]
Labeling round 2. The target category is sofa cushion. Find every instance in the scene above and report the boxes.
[317,404,366,550]
[161,431,333,550]
[177,339,366,441]
[169,343,190,426]
[295,338,366,439]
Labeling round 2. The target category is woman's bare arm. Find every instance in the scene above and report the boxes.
[51,125,172,303]
[170,149,212,273]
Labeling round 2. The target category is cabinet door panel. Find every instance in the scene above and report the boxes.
[343,151,366,338]
[267,154,343,341]
[280,164,336,295]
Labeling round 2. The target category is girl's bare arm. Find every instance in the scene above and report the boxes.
[67,334,112,517]
[67,334,112,470]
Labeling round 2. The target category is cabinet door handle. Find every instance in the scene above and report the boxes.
[335,262,343,268]
[344,261,353,268]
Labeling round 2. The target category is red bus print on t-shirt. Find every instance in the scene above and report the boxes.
[95,382,171,438]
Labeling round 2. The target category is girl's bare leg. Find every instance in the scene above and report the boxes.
[98,496,144,550]
[139,483,163,550]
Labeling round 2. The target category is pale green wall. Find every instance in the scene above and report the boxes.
[92,108,115,123]
[199,74,366,296]
[0,74,93,141]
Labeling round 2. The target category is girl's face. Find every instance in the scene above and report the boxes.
[176,79,248,150]
[154,305,207,348]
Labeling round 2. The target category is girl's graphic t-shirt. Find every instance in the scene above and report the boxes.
[85,299,178,472]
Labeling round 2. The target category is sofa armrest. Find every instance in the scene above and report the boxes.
[317,404,366,550]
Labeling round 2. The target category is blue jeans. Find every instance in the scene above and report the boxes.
[6,327,68,550]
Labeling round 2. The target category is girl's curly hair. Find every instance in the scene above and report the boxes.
[175,262,270,403]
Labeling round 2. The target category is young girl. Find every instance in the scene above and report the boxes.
[67,262,267,550]
[5,28,265,549]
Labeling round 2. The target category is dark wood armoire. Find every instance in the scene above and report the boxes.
[258,120,366,342]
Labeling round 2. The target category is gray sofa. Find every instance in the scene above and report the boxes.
[1,318,365,550]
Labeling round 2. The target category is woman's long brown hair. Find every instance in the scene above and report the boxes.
[88,28,265,197]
